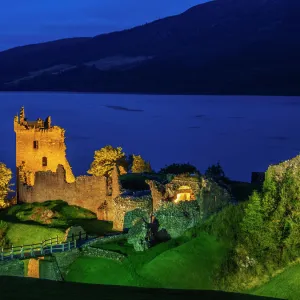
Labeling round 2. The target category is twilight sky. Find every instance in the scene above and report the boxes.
[0,0,209,52]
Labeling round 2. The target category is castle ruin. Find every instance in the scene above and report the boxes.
[14,107,231,232]
[14,107,125,230]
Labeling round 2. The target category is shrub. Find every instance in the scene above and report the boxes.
[159,163,200,175]
[127,219,149,252]
[0,163,14,208]
[200,202,246,246]
[154,201,199,238]
[124,208,149,229]
[87,145,127,177]
[0,220,8,247]
[130,154,152,173]
[205,161,230,183]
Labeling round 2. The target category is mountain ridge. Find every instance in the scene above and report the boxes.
[0,0,298,95]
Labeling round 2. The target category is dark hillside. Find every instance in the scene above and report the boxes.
[0,0,298,95]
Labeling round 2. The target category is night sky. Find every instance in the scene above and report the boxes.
[0,0,209,52]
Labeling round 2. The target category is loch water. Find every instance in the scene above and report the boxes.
[1,92,299,183]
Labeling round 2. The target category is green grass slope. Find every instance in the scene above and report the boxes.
[139,232,227,290]
[66,256,136,286]
[0,276,278,300]
[65,231,228,290]
[249,263,300,300]
[1,200,97,227]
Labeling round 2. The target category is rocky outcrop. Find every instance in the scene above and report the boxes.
[64,226,86,242]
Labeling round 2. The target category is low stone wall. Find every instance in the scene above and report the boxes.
[82,233,128,248]
[81,246,126,262]
[0,259,24,277]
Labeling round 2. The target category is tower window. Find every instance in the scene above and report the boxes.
[33,141,39,149]
[42,157,47,167]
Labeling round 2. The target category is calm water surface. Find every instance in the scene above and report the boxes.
[1,92,299,184]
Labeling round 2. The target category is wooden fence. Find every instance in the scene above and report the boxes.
[0,231,97,261]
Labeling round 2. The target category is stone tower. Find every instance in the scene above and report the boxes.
[14,107,75,201]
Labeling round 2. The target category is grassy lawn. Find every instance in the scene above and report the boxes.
[66,257,137,286]
[5,223,65,246]
[139,232,227,290]
[0,200,113,247]
[66,231,228,290]
[249,263,300,300]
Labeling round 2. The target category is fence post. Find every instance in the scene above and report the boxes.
[31,245,34,257]
[20,245,24,259]
[68,241,71,251]
[50,239,53,254]
[11,245,14,260]
[74,239,77,248]
[40,243,43,255]
[62,243,64,252]
[1,247,3,260]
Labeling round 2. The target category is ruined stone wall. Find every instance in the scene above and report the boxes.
[15,124,75,186]
[18,165,107,214]
[96,166,121,222]
[146,180,165,212]
[112,195,152,231]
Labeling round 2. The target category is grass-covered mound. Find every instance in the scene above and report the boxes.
[0,200,113,234]
[249,262,300,300]
[139,232,228,290]
[65,230,228,290]
[0,276,274,300]
[0,219,65,247]
[1,200,96,226]
[0,200,114,247]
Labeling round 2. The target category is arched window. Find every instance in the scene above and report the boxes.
[42,157,47,167]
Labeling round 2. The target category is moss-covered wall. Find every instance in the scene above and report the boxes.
[112,195,152,231]
[53,248,81,278]
[0,259,24,277]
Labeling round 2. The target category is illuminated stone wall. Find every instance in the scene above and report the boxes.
[18,164,109,215]
[147,174,231,217]
[145,180,165,212]
[14,107,75,194]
